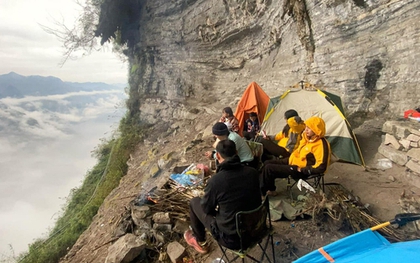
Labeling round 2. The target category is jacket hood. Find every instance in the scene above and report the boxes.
[216,155,242,172]
[305,116,326,137]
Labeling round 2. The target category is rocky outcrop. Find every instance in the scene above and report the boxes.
[378,120,420,188]
[128,0,420,126]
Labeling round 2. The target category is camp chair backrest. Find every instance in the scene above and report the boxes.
[245,140,263,169]
[236,196,270,249]
[218,197,276,263]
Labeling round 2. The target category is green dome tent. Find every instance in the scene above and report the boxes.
[260,83,365,166]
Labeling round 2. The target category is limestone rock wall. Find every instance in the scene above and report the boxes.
[378,120,420,188]
[129,0,420,126]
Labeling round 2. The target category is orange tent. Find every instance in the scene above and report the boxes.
[234,82,270,136]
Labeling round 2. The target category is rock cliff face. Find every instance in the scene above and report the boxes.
[128,0,420,126]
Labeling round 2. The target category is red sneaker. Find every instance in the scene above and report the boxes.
[183,229,209,254]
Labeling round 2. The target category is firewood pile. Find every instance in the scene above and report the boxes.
[147,178,206,219]
[300,183,405,242]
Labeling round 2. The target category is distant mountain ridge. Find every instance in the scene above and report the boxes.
[0,72,125,99]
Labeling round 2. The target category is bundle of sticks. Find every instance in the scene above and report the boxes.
[301,183,404,242]
[147,178,206,221]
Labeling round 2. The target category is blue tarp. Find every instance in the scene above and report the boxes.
[294,229,420,263]
[170,173,200,187]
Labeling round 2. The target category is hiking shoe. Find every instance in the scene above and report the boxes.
[183,229,209,254]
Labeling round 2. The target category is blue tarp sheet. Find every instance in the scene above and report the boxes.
[294,229,420,263]
[170,173,200,187]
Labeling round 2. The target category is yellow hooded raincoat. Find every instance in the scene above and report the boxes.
[289,116,331,175]
[274,116,306,153]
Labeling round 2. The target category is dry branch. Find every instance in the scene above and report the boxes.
[300,184,407,242]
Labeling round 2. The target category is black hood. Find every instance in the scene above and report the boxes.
[216,155,242,172]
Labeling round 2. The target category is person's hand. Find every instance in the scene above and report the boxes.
[204,151,213,160]
[262,130,268,139]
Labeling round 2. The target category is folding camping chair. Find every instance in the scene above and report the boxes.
[287,173,325,199]
[245,140,264,170]
[286,154,338,198]
[218,196,276,263]
[287,173,325,192]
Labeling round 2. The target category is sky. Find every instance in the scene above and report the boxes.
[0,0,127,84]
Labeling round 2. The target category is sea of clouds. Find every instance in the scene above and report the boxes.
[0,89,126,257]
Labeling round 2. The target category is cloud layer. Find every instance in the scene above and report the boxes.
[0,89,125,140]
[0,89,126,255]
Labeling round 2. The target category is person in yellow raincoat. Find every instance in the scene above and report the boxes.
[260,116,331,196]
[258,109,306,161]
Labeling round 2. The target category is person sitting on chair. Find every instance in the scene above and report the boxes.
[219,106,240,133]
[184,139,262,253]
[205,122,255,167]
[260,116,331,196]
[243,112,260,140]
[258,109,306,161]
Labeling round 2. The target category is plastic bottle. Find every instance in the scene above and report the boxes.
[377,158,392,170]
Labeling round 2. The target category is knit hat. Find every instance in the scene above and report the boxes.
[212,122,230,136]
[284,109,299,119]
